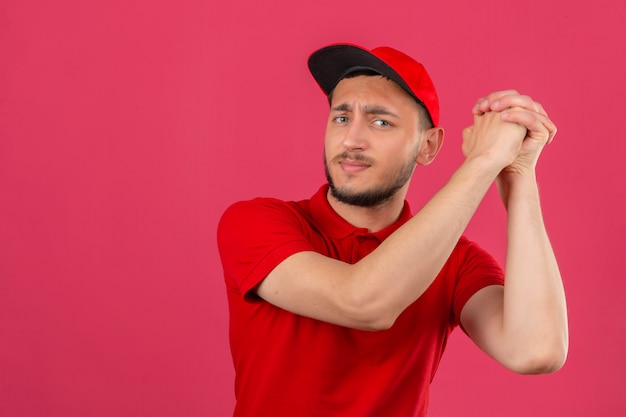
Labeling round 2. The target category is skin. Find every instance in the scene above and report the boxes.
[323,75,442,229]
[256,76,568,374]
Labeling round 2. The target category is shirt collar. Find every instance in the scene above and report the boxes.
[309,184,413,241]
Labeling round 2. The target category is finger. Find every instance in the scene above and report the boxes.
[500,108,556,143]
[533,101,556,142]
[472,90,520,114]
[535,101,548,116]
[491,94,548,116]
[472,91,550,118]
[461,125,473,157]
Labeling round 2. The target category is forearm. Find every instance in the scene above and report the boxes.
[499,174,568,370]
[259,156,503,331]
[259,105,536,330]
[350,157,501,327]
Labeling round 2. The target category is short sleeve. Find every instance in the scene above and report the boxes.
[217,198,315,299]
[451,237,505,327]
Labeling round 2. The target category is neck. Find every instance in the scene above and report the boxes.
[326,187,408,233]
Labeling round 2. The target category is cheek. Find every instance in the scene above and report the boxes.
[382,140,416,162]
[381,145,420,174]
[323,127,334,147]
[403,136,423,162]
[409,142,423,163]
[323,130,343,155]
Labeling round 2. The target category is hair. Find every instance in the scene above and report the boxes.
[326,70,434,130]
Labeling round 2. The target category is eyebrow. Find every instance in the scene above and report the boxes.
[331,103,399,118]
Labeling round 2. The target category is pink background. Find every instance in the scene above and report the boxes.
[1,0,625,416]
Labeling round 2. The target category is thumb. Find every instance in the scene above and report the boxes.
[461,126,473,157]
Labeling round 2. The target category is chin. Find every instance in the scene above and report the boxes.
[329,183,400,208]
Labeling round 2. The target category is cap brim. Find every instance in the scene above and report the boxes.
[307,44,419,106]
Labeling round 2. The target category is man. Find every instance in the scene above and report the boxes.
[217,43,568,417]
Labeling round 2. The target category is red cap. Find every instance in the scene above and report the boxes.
[308,43,440,126]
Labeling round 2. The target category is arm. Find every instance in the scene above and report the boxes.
[257,157,500,330]
[256,97,529,331]
[461,91,568,374]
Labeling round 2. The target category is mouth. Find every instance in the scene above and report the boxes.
[339,158,370,173]
[331,152,373,174]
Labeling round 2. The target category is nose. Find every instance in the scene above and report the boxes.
[342,116,369,151]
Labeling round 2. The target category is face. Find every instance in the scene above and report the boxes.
[324,75,427,208]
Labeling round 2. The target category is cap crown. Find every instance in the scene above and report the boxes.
[308,44,440,126]
[370,46,439,126]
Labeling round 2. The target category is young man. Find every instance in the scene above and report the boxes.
[217,43,568,417]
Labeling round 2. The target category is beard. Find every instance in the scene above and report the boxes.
[324,151,417,208]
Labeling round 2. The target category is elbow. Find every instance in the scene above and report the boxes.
[346,306,399,332]
[507,341,569,375]
[512,353,567,375]
[341,291,400,332]
[358,316,397,332]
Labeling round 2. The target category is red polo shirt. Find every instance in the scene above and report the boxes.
[217,185,504,417]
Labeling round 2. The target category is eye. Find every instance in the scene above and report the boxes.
[373,119,391,127]
[333,116,349,124]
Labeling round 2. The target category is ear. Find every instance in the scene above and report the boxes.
[416,127,444,166]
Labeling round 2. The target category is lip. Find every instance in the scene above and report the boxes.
[340,159,370,173]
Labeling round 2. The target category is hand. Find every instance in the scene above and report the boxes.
[471,90,557,175]
[462,110,527,172]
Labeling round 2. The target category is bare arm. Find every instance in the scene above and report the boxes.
[461,91,568,374]
[258,157,501,330]
[257,96,529,331]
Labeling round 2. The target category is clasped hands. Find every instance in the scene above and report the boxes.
[462,90,557,176]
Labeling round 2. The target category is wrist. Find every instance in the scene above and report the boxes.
[461,154,507,183]
[496,170,540,209]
